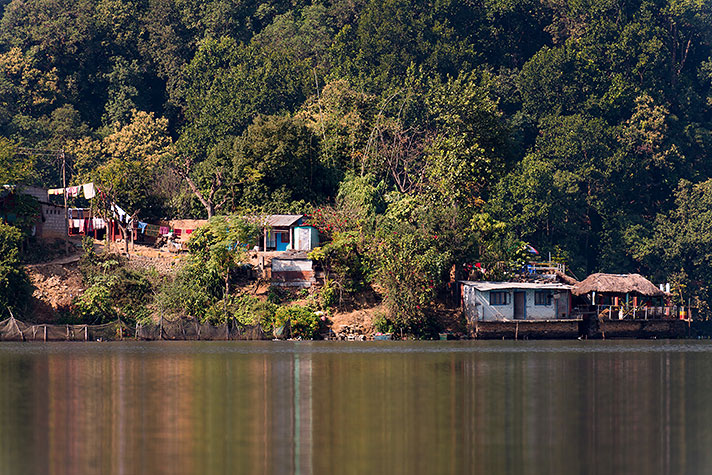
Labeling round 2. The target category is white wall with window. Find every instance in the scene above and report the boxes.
[461,281,573,321]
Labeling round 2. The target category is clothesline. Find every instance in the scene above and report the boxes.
[48,182,96,199]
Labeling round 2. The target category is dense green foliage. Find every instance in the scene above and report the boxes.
[0,222,32,318]
[75,239,155,323]
[3,0,712,321]
[157,215,264,323]
[274,305,320,339]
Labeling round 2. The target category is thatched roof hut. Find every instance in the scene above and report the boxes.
[572,273,665,297]
[554,270,579,286]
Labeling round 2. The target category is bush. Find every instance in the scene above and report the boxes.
[75,242,155,324]
[319,278,338,308]
[75,267,154,324]
[374,225,452,336]
[0,222,32,318]
[308,231,372,293]
[373,312,393,333]
[202,293,277,329]
[274,305,319,339]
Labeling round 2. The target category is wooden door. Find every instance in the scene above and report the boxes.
[513,291,526,320]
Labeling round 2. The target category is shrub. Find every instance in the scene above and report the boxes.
[309,230,372,294]
[274,305,319,339]
[75,267,154,324]
[319,278,338,308]
[0,222,32,318]
[374,225,452,336]
[202,293,277,329]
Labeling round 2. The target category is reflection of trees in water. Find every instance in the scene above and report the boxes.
[0,344,708,473]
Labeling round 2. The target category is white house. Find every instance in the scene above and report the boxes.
[461,281,574,321]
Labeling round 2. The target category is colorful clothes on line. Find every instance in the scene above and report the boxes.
[159,226,169,235]
[48,188,64,195]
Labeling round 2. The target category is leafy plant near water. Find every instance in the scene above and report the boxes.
[374,224,452,336]
[0,222,32,318]
[74,238,155,324]
[274,305,320,339]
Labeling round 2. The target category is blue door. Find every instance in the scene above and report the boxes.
[275,231,289,251]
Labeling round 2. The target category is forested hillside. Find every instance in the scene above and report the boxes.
[3,0,712,319]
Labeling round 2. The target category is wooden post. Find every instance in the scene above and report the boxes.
[85,325,88,341]
[61,149,69,256]
[44,325,47,342]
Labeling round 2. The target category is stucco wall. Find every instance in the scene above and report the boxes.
[463,286,570,321]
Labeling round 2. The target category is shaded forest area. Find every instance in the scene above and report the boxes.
[3,0,712,322]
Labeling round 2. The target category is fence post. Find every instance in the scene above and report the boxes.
[44,325,47,342]
[66,325,70,341]
[85,325,88,341]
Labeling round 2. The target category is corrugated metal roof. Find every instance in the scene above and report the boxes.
[461,281,573,291]
[249,214,304,227]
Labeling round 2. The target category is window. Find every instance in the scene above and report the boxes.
[490,291,509,306]
[535,291,553,306]
[280,232,290,243]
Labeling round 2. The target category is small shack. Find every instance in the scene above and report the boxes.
[572,273,671,318]
[461,281,573,321]
[254,215,319,252]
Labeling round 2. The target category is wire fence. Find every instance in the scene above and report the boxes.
[0,317,271,341]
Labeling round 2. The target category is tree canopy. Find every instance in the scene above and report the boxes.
[3,0,712,320]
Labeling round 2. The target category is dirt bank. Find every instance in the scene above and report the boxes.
[26,257,85,321]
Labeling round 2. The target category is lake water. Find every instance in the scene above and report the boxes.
[0,340,711,474]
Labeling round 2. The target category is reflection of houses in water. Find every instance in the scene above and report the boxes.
[271,351,313,475]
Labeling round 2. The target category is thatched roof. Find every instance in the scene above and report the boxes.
[573,273,665,297]
[554,270,579,286]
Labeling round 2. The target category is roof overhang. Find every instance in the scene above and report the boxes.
[460,281,573,292]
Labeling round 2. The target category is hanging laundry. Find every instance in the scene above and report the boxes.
[144,224,160,237]
[87,218,93,232]
[138,222,148,233]
[83,183,96,199]
[68,208,73,219]
[159,226,169,235]
[67,186,79,197]
[79,219,85,233]
[72,219,81,228]
[111,203,127,222]
[48,188,64,195]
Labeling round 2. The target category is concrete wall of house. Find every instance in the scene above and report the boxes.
[462,286,570,321]
[39,204,66,238]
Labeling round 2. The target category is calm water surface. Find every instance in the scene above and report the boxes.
[0,340,711,474]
